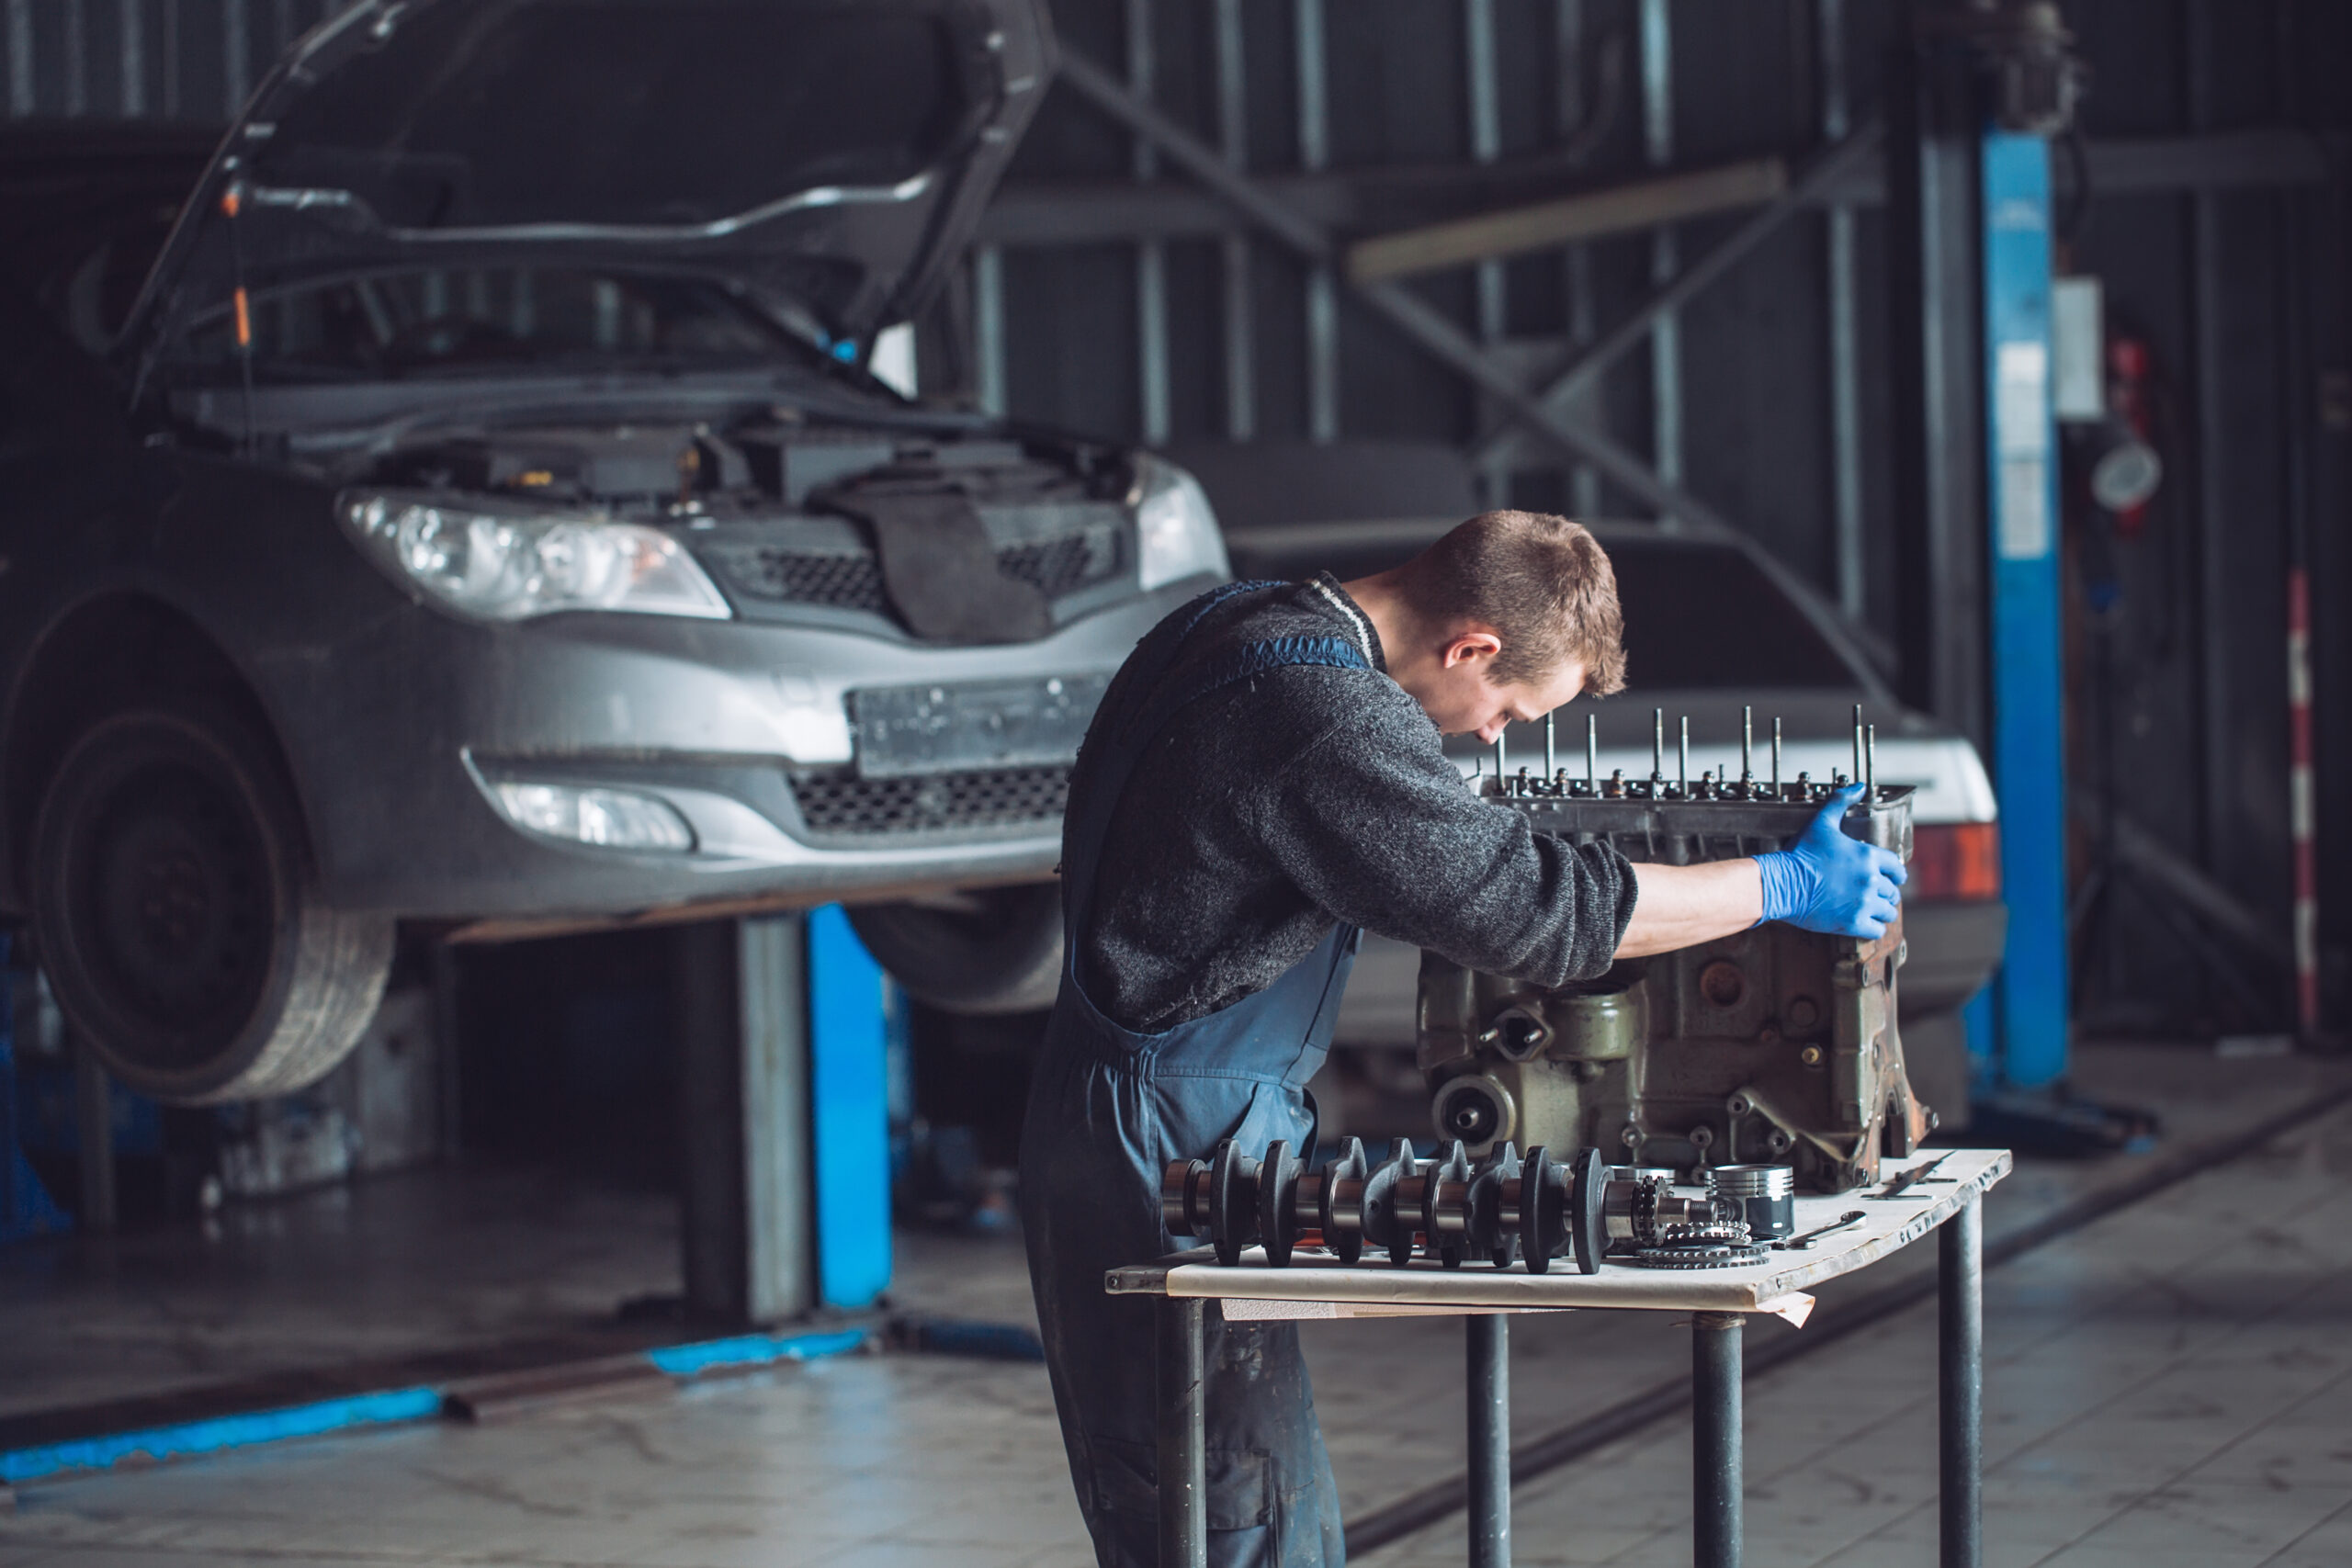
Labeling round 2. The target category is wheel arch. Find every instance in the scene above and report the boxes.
[3,592,309,908]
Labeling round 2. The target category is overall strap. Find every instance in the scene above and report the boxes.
[1064,596,1373,943]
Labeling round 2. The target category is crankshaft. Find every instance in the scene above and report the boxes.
[1161,1137,1758,1274]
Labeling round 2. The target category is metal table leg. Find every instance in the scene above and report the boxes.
[1159,1296,1206,1568]
[1467,1313,1510,1568]
[1939,1191,1984,1568]
[1692,1312,1744,1568]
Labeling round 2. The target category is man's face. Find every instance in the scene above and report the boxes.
[1408,634,1589,742]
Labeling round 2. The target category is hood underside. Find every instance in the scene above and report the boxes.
[130,0,1052,381]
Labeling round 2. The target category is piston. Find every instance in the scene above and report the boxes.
[1706,1163,1796,1242]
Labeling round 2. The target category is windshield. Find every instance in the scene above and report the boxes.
[169,267,801,379]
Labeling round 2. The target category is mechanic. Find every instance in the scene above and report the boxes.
[1020,509,1905,1568]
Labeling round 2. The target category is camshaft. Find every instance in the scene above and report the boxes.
[1161,1137,1755,1274]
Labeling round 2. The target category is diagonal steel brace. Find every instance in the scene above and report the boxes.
[1468,122,1887,470]
[1054,47,1736,534]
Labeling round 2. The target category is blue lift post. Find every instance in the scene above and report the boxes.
[1,933,74,1245]
[807,907,893,1311]
[1980,130,2071,1090]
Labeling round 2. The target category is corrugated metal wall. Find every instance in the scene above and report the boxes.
[3,0,2345,1031]
[2,0,349,121]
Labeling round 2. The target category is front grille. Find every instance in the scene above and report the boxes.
[789,765,1071,836]
[707,547,888,613]
[707,523,1121,615]
[997,534,1102,598]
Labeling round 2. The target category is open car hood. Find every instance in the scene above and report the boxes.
[127,0,1052,385]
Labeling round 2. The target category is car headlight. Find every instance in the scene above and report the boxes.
[1131,457,1231,592]
[340,493,732,623]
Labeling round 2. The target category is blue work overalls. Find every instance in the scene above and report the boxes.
[1020,583,1368,1568]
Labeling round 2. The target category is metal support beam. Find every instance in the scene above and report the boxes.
[1295,0,1338,441]
[1348,158,1788,286]
[1215,0,1252,440]
[2187,0,2233,899]
[679,916,814,1325]
[972,245,1007,417]
[1467,0,1506,505]
[1885,15,1986,739]
[1127,0,1170,446]
[974,130,2328,251]
[1640,0,1682,518]
[1821,0,1866,621]
[1557,0,1598,515]
[1053,46,1738,535]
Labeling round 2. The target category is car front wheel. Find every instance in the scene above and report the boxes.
[848,883,1064,1016]
[29,705,392,1104]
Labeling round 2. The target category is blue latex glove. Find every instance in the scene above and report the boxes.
[1754,784,1907,938]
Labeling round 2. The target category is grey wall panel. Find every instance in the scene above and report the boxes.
[1161,234,1224,442]
[1336,284,1473,445]
[1669,0,1804,164]
[2068,0,2188,134]
[1327,0,1472,168]
[1002,243,1141,443]
[1681,212,1836,589]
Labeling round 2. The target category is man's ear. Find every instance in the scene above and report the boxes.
[1440,628,1504,670]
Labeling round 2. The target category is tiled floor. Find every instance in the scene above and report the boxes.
[5,1045,2349,1567]
[1360,1098,2352,1568]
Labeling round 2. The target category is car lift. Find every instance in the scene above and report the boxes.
[678,907,895,1323]
[1889,1,2153,1155]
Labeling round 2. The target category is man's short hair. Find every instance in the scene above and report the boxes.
[1399,510,1627,694]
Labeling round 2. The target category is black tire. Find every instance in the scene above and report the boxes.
[28,705,392,1104]
[848,883,1063,1016]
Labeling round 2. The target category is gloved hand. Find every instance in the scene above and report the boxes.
[1754,784,1907,938]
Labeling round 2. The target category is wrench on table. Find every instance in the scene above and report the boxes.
[1772,1210,1867,1250]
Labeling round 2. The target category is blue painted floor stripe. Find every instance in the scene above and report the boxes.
[0,1386,444,1484]
[3,1327,874,1487]
[645,1326,870,1378]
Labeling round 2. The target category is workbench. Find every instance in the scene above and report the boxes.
[1107,1146,2011,1568]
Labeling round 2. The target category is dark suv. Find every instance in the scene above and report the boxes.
[0,0,1229,1103]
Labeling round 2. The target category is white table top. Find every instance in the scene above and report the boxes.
[1105,1147,2011,1327]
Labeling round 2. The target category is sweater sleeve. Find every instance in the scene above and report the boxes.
[1246,678,1638,986]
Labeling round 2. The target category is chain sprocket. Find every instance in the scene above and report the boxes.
[1634,1218,1763,1269]
[1630,1176,1667,1247]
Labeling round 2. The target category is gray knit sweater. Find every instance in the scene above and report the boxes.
[1073,576,1638,1032]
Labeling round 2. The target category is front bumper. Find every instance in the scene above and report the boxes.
[268,581,1203,923]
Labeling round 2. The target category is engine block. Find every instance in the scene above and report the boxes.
[1418,714,1935,1195]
